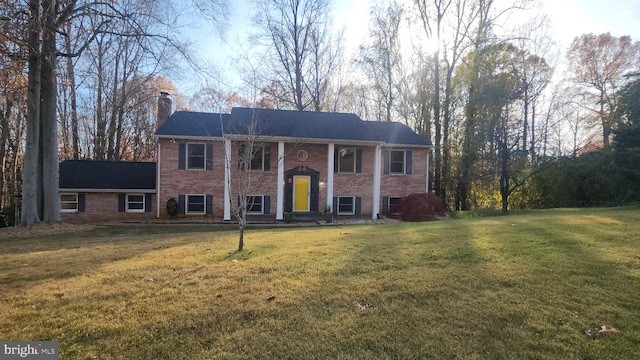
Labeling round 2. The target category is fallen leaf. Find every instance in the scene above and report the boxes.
[266,296,276,302]
[599,325,619,337]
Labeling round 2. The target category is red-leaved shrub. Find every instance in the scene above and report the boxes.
[388,193,446,221]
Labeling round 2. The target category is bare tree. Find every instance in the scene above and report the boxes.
[253,0,336,111]
[566,33,640,147]
[358,0,404,122]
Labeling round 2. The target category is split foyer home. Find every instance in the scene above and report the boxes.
[59,93,432,223]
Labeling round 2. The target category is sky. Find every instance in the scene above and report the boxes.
[177,0,640,95]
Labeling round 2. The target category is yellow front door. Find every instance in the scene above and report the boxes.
[293,176,310,211]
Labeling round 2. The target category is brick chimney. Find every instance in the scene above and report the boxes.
[157,91,172,130]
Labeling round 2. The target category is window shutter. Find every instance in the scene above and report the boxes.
[206,143,213,170]
[332,197,337,213]
[264,196,271,214]
[145,194,152,213]
[78,194,86,212]
[383,150,390,174]
[356,149,362,173]
[118,194,126,212]
[206,195,213,214]
[178,143,186,169]
[382,197,389,214]
[333,146,339,173]
[355,197,361,215]
[406,151,412,174]
[264,145,271,171]
[178,195,185,214]
[311,180,319,212]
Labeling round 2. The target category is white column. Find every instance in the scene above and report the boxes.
[326,143,335,212]
[426,147,431,193]
[156,141,161,218]
[372,145,382,219]
[223,139,232,220]
[276,141,285,220]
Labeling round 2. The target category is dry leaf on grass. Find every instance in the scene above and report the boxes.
[598,325,619,337]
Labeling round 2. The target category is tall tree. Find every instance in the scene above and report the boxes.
[358,0,404,122]
[253,0,336,111]
[566,33,640,147]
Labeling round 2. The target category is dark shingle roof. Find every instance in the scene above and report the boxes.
[155,111,228,138]
[155,107,431,146]
[59,160,156,190]
[225,107,382,142]
[366,121,432,146]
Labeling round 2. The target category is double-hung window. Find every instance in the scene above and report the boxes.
[187,143,206,170]
[239,144,269,171]
[245,195,264,214]
[60,193,78,212]
[337,196,355,215]
[186,195,206,214]
[389,150,406,174]
[126,194,145,212]
[384,150,412,175]
[337,148,356,173]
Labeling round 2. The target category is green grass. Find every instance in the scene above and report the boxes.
[1,207,640,359]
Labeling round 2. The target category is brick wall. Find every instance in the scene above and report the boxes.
[158,138,430,219]
[60,192,155,224]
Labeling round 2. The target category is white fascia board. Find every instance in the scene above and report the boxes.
[223,134,385,146]
[59,189,156,193]
[155,135,224,141]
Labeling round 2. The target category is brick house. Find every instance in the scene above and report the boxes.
[59,94,432,222]
[59,160,156,223]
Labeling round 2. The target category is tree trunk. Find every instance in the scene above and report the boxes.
[64,22,80,159]
[21,0,42,226]
[238,223,245,251]
[40,0,61,223]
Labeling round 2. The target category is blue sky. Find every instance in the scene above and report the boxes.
[177,0,640,95]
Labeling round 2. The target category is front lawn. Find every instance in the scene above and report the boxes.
[1,207,639,359]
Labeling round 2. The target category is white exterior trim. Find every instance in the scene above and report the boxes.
[276,141,285,220]
[326,143,335,213]
[372,144,382,219]
[156,141,161,218]
[223,139,232,220]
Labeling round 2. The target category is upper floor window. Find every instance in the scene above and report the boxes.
[179,143,212,170]
[338,148,356,173]
[334,147,361,173]
[187,143,205,169]
[385,150,412,175]
[239,144,270,171]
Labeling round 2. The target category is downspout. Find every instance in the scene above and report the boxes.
[426,147,431,193]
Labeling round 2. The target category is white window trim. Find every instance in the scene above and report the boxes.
[245,195,264,215]
[389,150,406,175]
[337,147,356,174]
[241,144,266,171]
[60,193,78,213]
[337,196,355,215]
[186,194,206,214]
[126,193,145,213]
[186,143,206,170]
